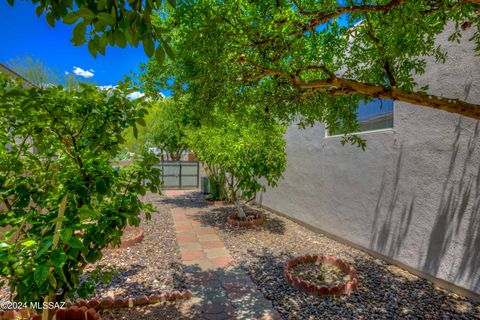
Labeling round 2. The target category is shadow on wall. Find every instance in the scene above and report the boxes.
[370,119,480,293]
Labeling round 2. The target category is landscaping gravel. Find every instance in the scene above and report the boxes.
[196,203,480,320]
[84,192,186,299]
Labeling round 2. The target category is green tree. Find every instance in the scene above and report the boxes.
[123,96,196,159]
[139,0,480,148]
[16,1,480,134]
[0,74,161,316]
[186,108,287,219]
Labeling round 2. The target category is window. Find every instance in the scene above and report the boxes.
[327,99,394,136]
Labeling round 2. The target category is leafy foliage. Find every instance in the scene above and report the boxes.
[141,0,480,149]
[0,74,161,305]
[186,108,287,216]
[122,96,197,159]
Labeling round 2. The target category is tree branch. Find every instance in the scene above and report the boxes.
[298,77,480,120]
[299,0,406,32]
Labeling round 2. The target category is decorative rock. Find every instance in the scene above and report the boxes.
[99,297,113,309]
[87,299,100,310]
[113,297,128,308]
[76,299,87,307]
[55,308,67,320]
[134,295,149,306]
[86,308,98,320]
[3,310,17,319]
[148,294,161,304]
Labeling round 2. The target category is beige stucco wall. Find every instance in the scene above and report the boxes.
[259,24,480,294]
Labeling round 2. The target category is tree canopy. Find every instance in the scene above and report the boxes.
[0,74,160,311]
[135,0,480,147]
[186,107,287,218]
[122,96,197,159]
[16,1,480,144]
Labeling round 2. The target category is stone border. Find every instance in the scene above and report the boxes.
[284,255,358,296]
[205,199,231,206]
[108,227,144,249]
[227,212,264,228]
[1,291,192,320]
[70,290,192,310]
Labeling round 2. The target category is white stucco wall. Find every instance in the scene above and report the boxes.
[259,24,480,294]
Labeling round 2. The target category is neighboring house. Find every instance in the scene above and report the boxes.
[258,23,480,298]
[0,62,33,86]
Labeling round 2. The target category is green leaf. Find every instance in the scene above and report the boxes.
[60,228,73,243]
[68,237,84,249]
[0,243,10,249]
[36,241,52,259]
[160,39,175,60]
[34,264,49,286]
[21,240,36,247]
[35,5,44,17]
[72,22,87,45]
[46,12,55,27]
[63,12,80,25]
[154,45,165,65]
[167,0,176,7]
[95,177,108,195]
[50,250,67,268]
[77,8,94,19]
[52,216,68,223]
[143,37,154,57]
[88,41,98,58]
[136,117,146,126]
[97,12,116,25]
[114,31,127,48]
[133,125,138,139]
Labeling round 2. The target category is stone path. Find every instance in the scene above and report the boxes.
[168,191,279,320]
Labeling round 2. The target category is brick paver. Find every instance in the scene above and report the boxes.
[169,191,279,320]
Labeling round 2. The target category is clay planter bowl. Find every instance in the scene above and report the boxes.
[108,226,144,249]
[284,255,358,296]
[205,199,231,206]
[227,211,264,228]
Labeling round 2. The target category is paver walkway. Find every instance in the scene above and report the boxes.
[168,191,279,320]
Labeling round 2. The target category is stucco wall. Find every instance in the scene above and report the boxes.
[259,24,480,294]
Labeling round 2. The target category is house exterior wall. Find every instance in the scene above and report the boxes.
[258,24,480,295]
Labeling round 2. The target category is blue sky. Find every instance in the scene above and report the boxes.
[0,1,149,87]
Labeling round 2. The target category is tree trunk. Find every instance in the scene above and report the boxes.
[234,200,247,220]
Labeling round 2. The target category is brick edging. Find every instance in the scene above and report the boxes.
[227,213,264,228]
[284,255,358,296]
[0,291,192,320]
[108,228,144,249]
[71,290,193,309]
[205,199,231,206]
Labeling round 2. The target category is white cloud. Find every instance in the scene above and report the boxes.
[126,91,145,100]
[97,85,117,91]
[65,71,69,75]
[72,66,94,78]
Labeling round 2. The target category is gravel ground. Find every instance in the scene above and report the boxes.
[85,192,186,298]
[196,204,480,320]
